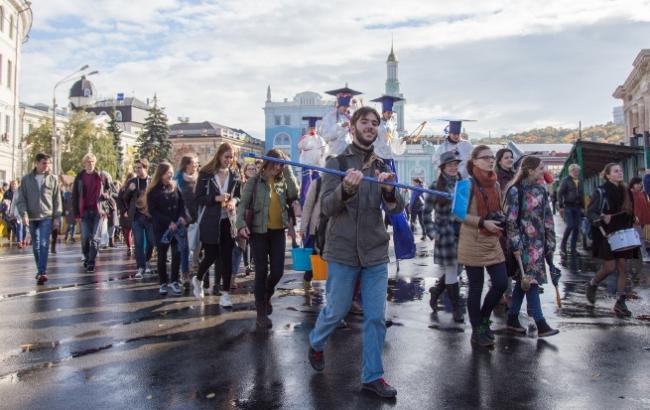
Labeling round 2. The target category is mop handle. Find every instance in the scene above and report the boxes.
[243,153,452,199]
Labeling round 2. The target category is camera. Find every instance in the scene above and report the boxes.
[486,211,506,230]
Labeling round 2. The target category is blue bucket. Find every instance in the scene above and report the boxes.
[292,248,313,271]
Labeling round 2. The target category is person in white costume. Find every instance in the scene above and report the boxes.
[371,95,405,160]
[432,120,474,179]
[298,116,327,205]
[319,86,362,156]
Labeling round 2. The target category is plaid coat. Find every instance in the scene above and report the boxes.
[423,175,460,266]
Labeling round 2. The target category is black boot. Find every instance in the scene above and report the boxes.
[613,296,632,317]
[471,326,494,347]
[446,282,464,323]
[535,319,559,337]
[256,301,272,328]
[428,276,446,312]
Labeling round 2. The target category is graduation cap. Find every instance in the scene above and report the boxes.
[371,95,404,113]
[325,85,362,107]
[438,118,476,135]
[302,116,322,129]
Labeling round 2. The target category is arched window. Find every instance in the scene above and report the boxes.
[273,132,292,157]
[84,88,91,97]
[99,111,108,116]
[114,111,123,121]
[0,8,4,32]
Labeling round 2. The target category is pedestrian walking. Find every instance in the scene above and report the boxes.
[504,156,559,337]
[585,163,637,317]
[192,143,241,307]
[2,180,25,247]
[232,163,257,278]
[409,177,425,240]
[236,148,299,327]
[629,177,650,263]
[71,153,107,273]
[124,159,154,278]
[63,184,76,244]
[299,170,323,283]
[307,106,404,398]
[495,148,515,192]
[14,153,62,284]
[146,162,186,296]
[458,145,508,347]
[175,155,199,289]
[424,150,464,322]
[117,172,135,256]
[558,164,585,255]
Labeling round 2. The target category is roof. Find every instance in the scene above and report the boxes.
[169,121,263,144]
[68,76,96,98]
[560,140,643,178]
[90,97,150,110]
[387,42,398,63]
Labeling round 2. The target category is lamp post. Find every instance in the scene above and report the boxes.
[51,67,97,174]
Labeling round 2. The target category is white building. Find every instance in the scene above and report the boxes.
[613,49,650,143]
[0,0,31,183]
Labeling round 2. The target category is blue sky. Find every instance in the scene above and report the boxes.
[20,0,650,138]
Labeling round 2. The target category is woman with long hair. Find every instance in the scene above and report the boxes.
[504,156,559,337]
[495,148,515,192]
[236,148,299,328]
[175,155,199,289]
[192,142,241,307]
[424,150,464,323]
[146,162,186,296]
[232,162,257,278]
[458,145,508,347]
[585,163,636,317]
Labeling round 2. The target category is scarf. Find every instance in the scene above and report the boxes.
[472,170,501,236]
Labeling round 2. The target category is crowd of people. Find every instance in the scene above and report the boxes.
[4,91,650,399]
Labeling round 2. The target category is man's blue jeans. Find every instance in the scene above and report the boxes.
[309,261,388,383]
[80,210,101,266]
[561,207,582,251]
[132,214,154,269]
[29,219,53,274]
[509,283,544,321]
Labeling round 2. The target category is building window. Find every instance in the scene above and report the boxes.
[0,8,4,32]
[9,16,13,39]
[83,87,91,97]
[5,115,9,135]
[274,115,281,126]
[284,115,290,126]
[6,60,10,89]
[115,111,123,121]
[273,132,291,149]
[99,111,107,116]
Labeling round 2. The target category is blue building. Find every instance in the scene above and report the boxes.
[263,88,333,160]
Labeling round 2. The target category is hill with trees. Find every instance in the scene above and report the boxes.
[473,122,625,145]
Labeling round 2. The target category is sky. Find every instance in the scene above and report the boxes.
[19,0,650,139]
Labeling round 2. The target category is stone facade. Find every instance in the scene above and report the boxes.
[613,49,650,143]
[169,121,264,167]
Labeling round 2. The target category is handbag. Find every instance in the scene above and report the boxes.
[244,176,259,229]
[188,206,205,252]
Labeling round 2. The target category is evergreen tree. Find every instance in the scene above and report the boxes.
[108,108,124,180]
[136,95,171,169]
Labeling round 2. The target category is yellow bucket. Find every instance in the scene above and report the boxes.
[310,255,328,281]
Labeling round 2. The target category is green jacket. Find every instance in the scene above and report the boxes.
[236,166,299,234]
[15,169,62,221]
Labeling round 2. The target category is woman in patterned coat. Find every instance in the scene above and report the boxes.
[504,155,559,337]
[424,150,464,323]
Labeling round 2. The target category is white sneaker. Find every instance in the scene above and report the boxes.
[192,276,204,300]
[169,282,182,296]
[145,265,153,276]
[159,284,168,295]
[134,268,144,279]
[219,291,232,308]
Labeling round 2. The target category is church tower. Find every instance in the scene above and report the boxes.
[385,41,405,134]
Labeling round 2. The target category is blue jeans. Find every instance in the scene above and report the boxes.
[466,263,508,328]
[561,206,582,250]
[132,214,154,269]
[12,220,24,243]
[80,210,101,266]
[509,283,544,321]
[309,261,388,383]
[29,219,53,274]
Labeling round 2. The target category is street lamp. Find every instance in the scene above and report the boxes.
[51,66,97,174]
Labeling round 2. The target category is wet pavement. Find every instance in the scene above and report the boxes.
[0,216,649,409]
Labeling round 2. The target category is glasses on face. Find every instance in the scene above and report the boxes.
[477,155,496,161]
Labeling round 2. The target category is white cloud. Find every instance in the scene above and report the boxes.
[19,0,650,138]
